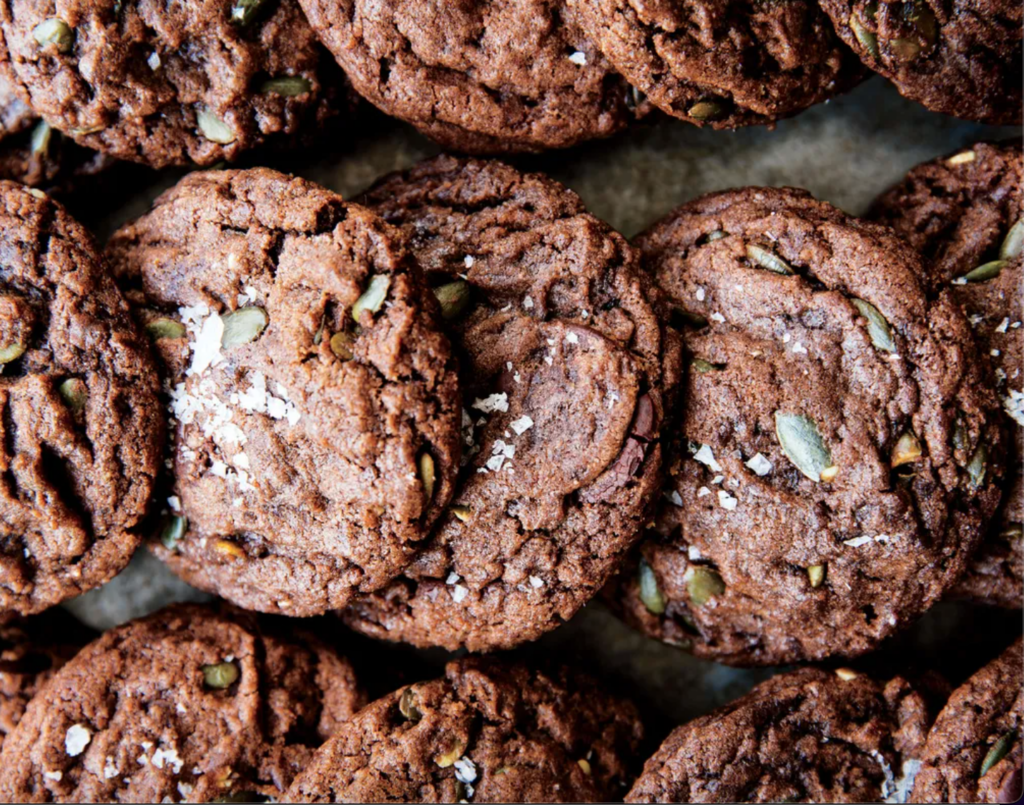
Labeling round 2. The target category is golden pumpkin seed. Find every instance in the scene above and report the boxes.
[32,18,74,52]
[58,378,88,413]
[947,150,976,166]
[980,731,1015,777]
[419,452,436,502]
[577,759,592,775]
[30,120,53,156]
[638,557,666,615]
[745,244,793,275]
[213,539,245,559]
[775,412,834,483]
[352,274,391,322]
[435,739,465,768]
[202,661,239,689]
[807,564,826,588]
[433,281,471,320]
[1000,219,1024,260]
[890,38,922,61]
[146,317,187,340]
[687,566,725,606]
[835,667,859,681]
[451,505,472,522]
[891,431,923,467]
[688,100,726,121]
[197,110,236,144]
[851,298,896,352]
[399,688,423,722]
[221,307,268,349]
[329,331,355,361]
[0,342,26,364]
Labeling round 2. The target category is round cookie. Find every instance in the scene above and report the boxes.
[342,156,675,652]
[912,638,1023,803]
[106,168,461,617]
[297,0,638,153]
[0,603,365,803]
[287,657,643,803]
[818,0,1022,125]
[870,142,1023,610]
[0,181,162,616]
[0,611,90,750]
[0,0,340,168]
[566,0,866,129]
[609,186,1006,666]
[626,667,933,803]
[0,77,115,194]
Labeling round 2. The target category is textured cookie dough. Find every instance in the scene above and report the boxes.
[298,0,638,153]
[287,657,644,803]
[0,610,89,750]
[870,141,1023,609]
[0,181,162,616]
[0,603,365,803]
[107,168,462,617]
[342,156,676,652]
[608,186,1005,665]
[819,0,1022,125]
[626,667,933,803]
[566,0,866,129]
[0,0,340,168]
[912,638,1023,803]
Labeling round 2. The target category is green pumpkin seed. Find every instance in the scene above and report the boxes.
[32,18,74,52]
[160,515,187,551]
[638,557,666,615]
[30,120,53,156]
[145,317,187,340]
[980,731,1015,777]
[966,444,987,488]
[398,688,423,722]
[329,331,355,361]
[890,37,922,61]
[688,100,727,121]
[451,505,472,522]
[891,431,923,467]
[691,358,724,374]
[953,415,969,452]
[58,378,88,413]
[352,274,391,323]
[745,244,793,275]
[851,298,896,352]
[908,0,938,45]
[230,0,271,26]
[260,76,312,97]
[807,564,826,588]
[419,452,435,502]
[849,14,879,58]
[201,661,239,689]
[775,412,835,483]
[961,260,1007,282]
[0,342,26,364]
[197,109,236,144]
[221,307,268,349]
[1000,219,1024,260]
[687,566,725,606]
[433,281,471,321]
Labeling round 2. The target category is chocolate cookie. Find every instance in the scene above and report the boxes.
[0,77,115,193]
[106,168,461,617]
[566,0,866,129]
[0,611,90,750]
[0,603,365,803]
[870,142,1023,610]
[819,0,1022,124]
[298,0,637,153]
[0,181,162,615]
[608,186,1005,665]
[626,666,933,803]
[287,657,643,803]
[912,638,1023,803]
[342,156,675,652]
[0,0,339,168]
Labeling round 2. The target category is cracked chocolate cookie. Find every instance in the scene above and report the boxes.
[106,168,461,617]
[0,76,114,193]
[566,0,866,129]
[819,0,1022,124]
[870,141,1023,610]
[298,0,637,153]
[0,0,340,168]
[0,181,162,616]
[341,156,676,652]
[912,638,1023,803]
[0,603,365,803]
[608,186,1005,665]
[626,666,933,803]
[0,610,90,750]
[287,657,643,803]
